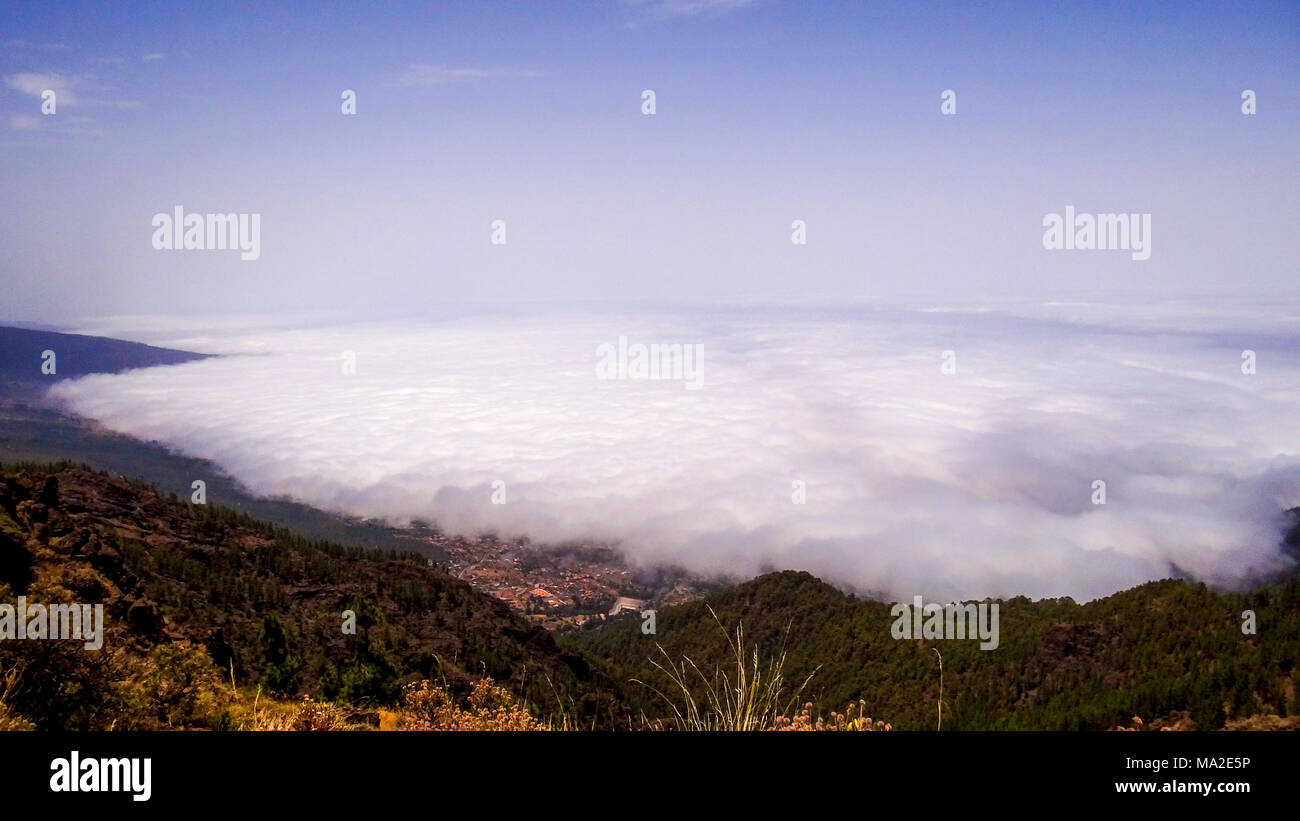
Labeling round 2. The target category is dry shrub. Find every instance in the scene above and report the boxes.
[398,678,545,731]
[0,662,33,731]
[774,700,891,731]
[136,641,230,728]
[288,697,349,731]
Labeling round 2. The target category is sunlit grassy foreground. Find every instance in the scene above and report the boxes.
[0,610,894,732]
[227,609,896,731]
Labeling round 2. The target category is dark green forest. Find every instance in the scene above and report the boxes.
[578,567,1300,730]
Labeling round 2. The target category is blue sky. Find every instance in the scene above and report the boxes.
[2,0,1297,320]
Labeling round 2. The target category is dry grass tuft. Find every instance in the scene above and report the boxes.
[634,606,820,731]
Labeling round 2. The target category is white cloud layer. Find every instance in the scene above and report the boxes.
[50,303,1300,602]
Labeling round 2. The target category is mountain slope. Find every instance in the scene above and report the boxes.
[577,566,1300,730]
[0,464,627,729]
[0,325,210,387]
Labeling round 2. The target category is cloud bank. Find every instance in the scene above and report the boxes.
[49,303,1300,601]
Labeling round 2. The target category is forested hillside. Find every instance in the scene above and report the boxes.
[0,463,627,729]
[4,461,1296,732]
[579,564,1300,730]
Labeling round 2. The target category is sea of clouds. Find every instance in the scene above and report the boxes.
[49,301,1300,602]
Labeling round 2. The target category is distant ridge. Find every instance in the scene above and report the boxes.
[0,321,65,332]
[0,325,210,382]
